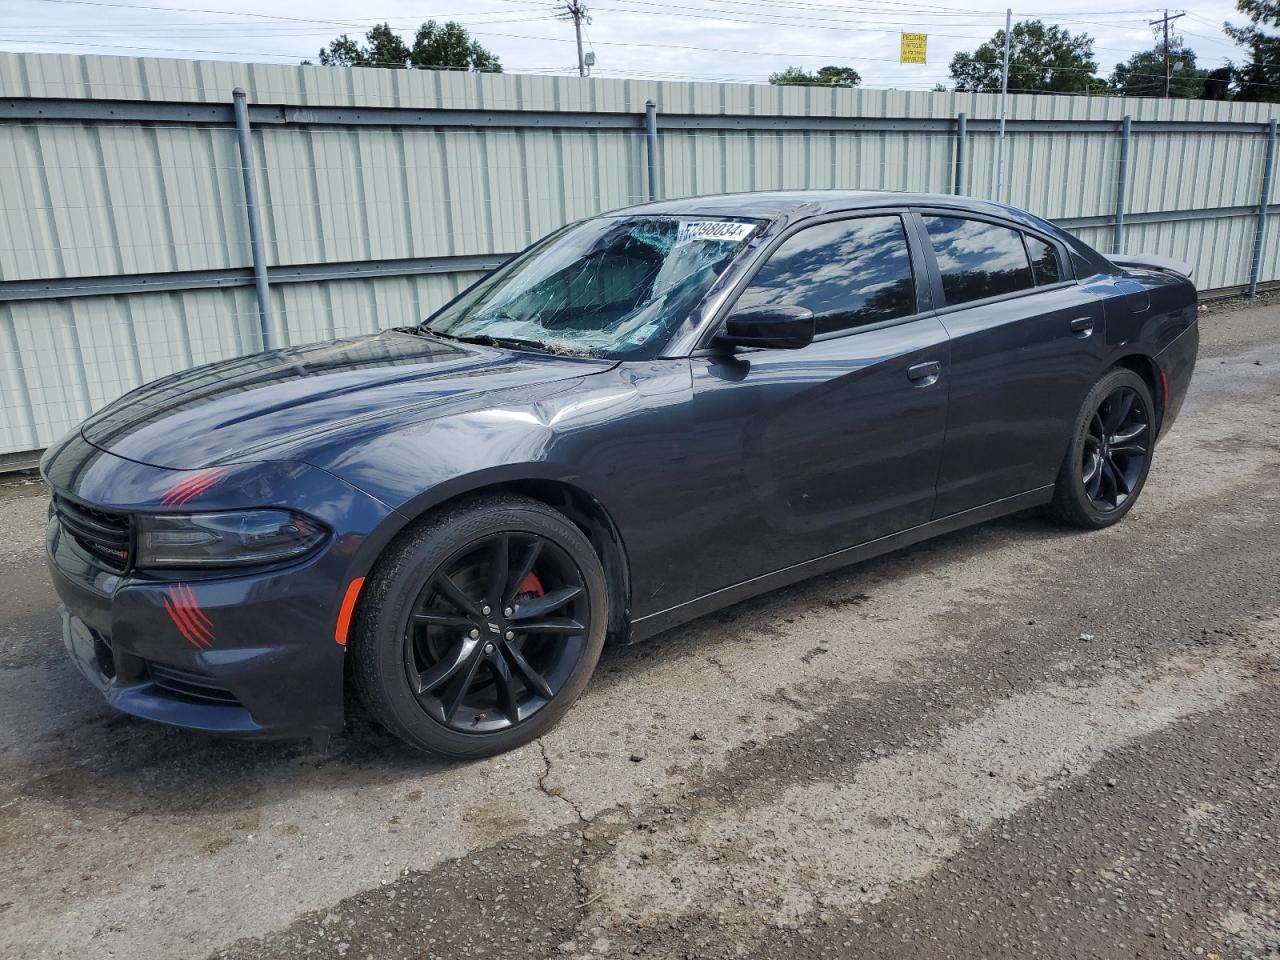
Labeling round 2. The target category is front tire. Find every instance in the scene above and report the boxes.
[352,493,607,758]
[1048,367,1156,530]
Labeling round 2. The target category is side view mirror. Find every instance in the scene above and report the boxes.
[714,305,816,351]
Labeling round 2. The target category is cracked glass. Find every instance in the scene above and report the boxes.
[423,216,762,358]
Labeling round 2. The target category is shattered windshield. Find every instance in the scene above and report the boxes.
[422,215,762,358]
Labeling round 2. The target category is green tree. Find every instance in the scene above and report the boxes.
[314,20,501,72]
[949,20,1100,94]
[411,21,502,72]
[769,65,862,87]
[1227,0,1280,101]
[314,35,365,68]
[1109,43,1208,98]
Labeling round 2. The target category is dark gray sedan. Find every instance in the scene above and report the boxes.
[42,190,1198,757]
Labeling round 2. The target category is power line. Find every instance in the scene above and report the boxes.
[464,23,1232,78]
[1,26,1245,89]
[1,20,560,39]
[469,0,1219,62]
[0,16,561,38]
[0,0,1255,91]
[16,0,375,28]
[8,14,1223,69]
[495,0,1163,23]
[4,30,1269,91]
[6,0,1232,54]
[7,0,1224,38]
[579,1,1175,58]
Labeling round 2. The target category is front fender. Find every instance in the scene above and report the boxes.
[303,361,696,618]
[305,379,622,516]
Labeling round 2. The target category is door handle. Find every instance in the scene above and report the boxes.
[1069,316,1095,337]
[906,361,941,385]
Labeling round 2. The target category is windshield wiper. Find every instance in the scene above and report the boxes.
[447,332,556,353]
[421,325,596,357]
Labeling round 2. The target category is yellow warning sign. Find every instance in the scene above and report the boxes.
[900,32,927,64]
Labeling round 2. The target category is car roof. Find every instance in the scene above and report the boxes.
[611,189,1118,276]
[614,189,1050,232]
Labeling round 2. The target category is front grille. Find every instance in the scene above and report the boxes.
[53,495,132,572]
[147,662,241,706]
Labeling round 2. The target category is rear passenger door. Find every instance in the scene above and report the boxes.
[914,211,1108,517]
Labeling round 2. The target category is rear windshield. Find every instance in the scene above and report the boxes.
[423,215,761,358]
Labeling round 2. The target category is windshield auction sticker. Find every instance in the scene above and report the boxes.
[676,221,757,245]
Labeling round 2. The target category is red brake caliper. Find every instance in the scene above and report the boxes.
[515,572,545,600]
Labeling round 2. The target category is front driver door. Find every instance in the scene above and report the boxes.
[685,212,951,598]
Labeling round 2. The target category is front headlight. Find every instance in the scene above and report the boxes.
[135,510,327,569]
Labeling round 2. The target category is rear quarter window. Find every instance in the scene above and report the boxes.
[1024,234,1063,286]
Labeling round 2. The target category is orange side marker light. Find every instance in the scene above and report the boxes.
[335,577,365,646]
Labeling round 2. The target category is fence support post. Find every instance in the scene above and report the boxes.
[1112,114,1131,256]
[1248,117,1277,299]
[644,100,659,202]
[953,112,967,195]
[232,87,275,350]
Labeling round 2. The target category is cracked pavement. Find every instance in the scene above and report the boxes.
[1,298,1278,960]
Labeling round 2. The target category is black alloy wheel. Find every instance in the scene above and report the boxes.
[1049,366,1157,530]
[405,531,590,733]
[1081,385,1150,513]
[353,493,608,757]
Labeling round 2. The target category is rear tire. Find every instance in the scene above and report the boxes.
[1048,367,1156,530]
[352,493,607,758]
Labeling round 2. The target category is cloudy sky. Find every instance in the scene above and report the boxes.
[0,0,1255,91]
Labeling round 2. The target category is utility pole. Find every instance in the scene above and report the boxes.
[1150,9,1186,98]
[559,1,590,78]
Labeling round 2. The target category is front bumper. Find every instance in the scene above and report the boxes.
[51,526,344,738]
[43,438,396,740]
[61,603,275,735]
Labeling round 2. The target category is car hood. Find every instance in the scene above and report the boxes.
[79,329,613,470]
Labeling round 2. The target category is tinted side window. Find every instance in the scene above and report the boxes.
[923,216,1033,305]
[1024,234,1062,286]
[736,216,916,335]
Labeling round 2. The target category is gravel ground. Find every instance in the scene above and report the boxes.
[1,299,1277,960]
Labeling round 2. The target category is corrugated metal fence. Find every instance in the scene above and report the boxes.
[2,51,1279,462]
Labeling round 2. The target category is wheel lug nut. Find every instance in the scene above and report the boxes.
[481,605,491,615]
[503,607,513,617]
[483,642,496,655]
[469,628,480,639]
[504,630,514,640]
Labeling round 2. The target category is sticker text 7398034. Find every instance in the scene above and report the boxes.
[676,221,757,245]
